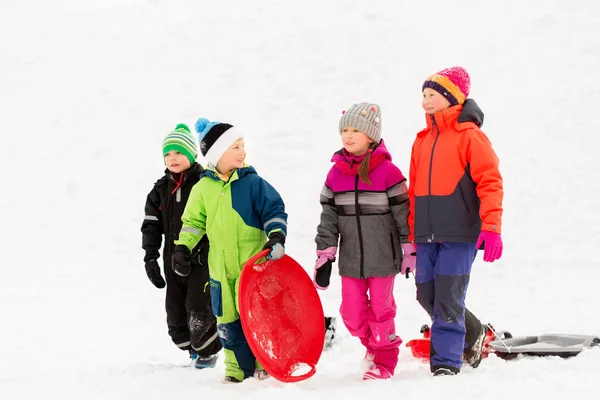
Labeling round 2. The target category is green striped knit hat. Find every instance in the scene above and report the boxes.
[162,123,198,165]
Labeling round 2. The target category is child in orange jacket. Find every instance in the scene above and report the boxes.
[407,66,503,376]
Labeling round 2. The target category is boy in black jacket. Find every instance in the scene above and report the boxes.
[141,123,222,368]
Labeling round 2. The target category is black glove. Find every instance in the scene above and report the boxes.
[172,245,192,277]
[145,259,166,289]
[263,232,286,260]
[458,98,484,127]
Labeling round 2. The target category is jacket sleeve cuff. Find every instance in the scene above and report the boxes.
[481,223,501,234]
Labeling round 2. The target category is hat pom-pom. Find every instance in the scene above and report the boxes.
[174,123,190,133]
[195,118,210,134]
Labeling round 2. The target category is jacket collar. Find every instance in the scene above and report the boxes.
[425,105,462,130]
[331,139,392,175]
[203,163,256,183]
[164,162,204,184]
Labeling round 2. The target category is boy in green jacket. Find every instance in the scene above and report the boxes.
[173,118,287,383]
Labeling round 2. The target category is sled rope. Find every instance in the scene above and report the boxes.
[485,324,512,354]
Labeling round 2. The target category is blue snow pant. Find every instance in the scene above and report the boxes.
[415,242,477,372]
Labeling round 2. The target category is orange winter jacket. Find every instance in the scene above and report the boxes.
[408,105,503,243]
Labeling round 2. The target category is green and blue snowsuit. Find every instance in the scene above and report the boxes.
[175,165,287,381]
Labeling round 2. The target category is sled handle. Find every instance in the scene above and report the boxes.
[244,249,272,269]
[282,362,317,383]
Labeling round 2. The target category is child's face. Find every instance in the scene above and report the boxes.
[217,138,246,174]
[422,87,451,114]
[164,151,191,174]
[341,127,373,156]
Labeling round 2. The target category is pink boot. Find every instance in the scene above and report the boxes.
[361,350,376,373]
[363,364,392,380]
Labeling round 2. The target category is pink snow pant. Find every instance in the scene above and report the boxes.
[340,275,401,374]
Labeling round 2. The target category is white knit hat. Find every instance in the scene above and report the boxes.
[195,118,243,167]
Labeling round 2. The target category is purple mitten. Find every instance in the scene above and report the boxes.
[401,243,417,276]
[314,247,337,290]
[475,231,503,262]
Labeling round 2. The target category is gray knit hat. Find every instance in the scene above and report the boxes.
[339,102,382,143]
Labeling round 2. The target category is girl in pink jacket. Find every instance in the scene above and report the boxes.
[313,102,415,380]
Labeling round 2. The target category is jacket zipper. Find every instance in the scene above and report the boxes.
[354,175,365,278]
[427,115,441,242]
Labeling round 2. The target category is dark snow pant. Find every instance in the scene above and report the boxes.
[164,260,222,357]
[414,242,479,372]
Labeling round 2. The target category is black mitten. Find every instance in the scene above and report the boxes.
[172,245,192,277]
[145,259,166,288]
[314,258,334,289]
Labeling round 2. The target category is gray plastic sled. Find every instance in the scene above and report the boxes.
[488,334,600,359]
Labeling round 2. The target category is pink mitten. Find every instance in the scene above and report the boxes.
[401,243,417,276]
[475,231,503,262]
[314,247,337,290]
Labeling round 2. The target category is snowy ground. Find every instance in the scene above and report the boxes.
[1,0,599,399]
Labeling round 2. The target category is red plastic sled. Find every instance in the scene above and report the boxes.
[238,249,325,383]
[406,324,499,360]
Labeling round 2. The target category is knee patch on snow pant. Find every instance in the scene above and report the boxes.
[434,274,469,323]
[189,311,222,356]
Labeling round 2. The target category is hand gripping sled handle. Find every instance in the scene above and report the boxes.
[283,362,317,383]
[243,249,272,269]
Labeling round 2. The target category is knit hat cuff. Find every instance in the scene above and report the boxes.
[163,143,196,166]
[338,103,382,143]
[204,127,243,167]
[339,114,381,143]
[422,75,466,106]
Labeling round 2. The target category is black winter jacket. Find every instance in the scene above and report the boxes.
[141,163,209,267]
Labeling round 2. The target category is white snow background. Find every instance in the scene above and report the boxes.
[1,0,599,399]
